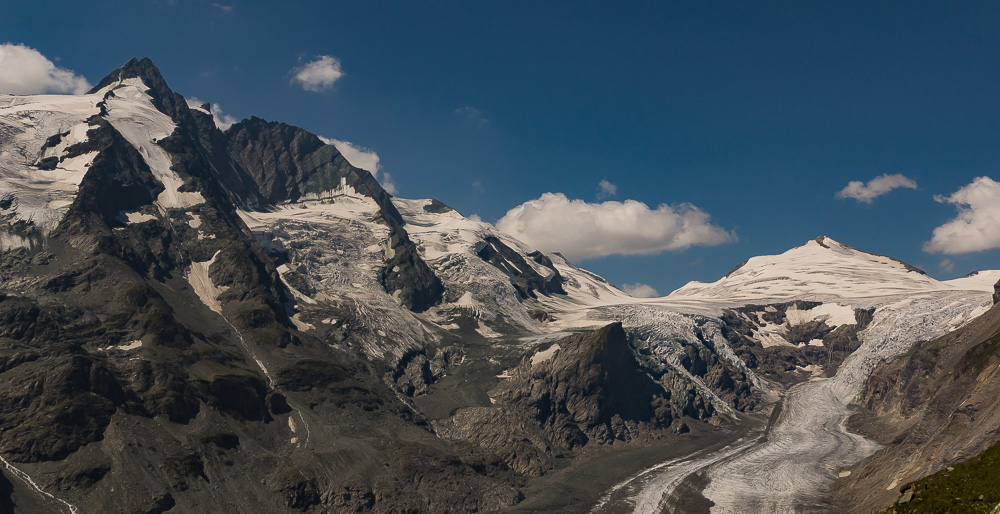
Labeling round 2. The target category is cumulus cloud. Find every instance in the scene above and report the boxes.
[0,43,90,95]
[924,176,1000,254]
[185,97,239,130]
[622,283,659,298]
[598,179,617,199]
[836,173,917,203]
[292,55,344,92]
[319,137,397,194]
[495,193,735,262]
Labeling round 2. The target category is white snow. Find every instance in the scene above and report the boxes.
[186,250,227,315]
[0,92,104,245]
[102,78,204,211]
[530,343,561,366]
[99,339,143,352]
[943,270,1000,292]
[666,237,945,303]
[786,302,856,327]
[123,211,157,224]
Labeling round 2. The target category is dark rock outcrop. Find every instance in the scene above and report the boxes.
[226,117,444,311]
[476,235,565,299]
[437,324,679,476]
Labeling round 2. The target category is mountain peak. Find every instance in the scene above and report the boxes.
[669,237,939,302]
[88,57,166,95]
[87,57,187,120]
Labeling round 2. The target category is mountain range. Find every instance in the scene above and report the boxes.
[1,58,999,513]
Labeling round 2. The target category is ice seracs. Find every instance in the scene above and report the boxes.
[0,92,104,248]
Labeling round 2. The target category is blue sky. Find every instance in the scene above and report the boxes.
[2,1,999,295]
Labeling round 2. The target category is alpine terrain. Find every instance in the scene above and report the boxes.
[1,58,998,513]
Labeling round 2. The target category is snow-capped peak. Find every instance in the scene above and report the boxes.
[665,236,986,303]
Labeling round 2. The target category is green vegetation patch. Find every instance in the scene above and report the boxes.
[883,438,1000,513]
[960,332,1000,377]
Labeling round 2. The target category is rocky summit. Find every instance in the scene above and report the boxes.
[1,59,1000,513]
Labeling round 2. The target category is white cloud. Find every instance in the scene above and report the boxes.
[924,176,1000,254]
[292,55,343,92]
[622,283,659,298]
[322,137,379,174]
[495,192,735,262]
[938,258,955,273]
[320,137,397,194]
[379,172,398,195]
[598,179,617,199]
[0,43,90,95]
[455,106,489,126]
[211,3,233,13]
[186,97,239,130]
[210,104,238,131]
[836,173,917,203]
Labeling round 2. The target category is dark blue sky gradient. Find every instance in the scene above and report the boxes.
[4,1,999,292]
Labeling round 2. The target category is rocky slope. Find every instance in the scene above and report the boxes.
[830,288,1000,513]
[0,58,520,513]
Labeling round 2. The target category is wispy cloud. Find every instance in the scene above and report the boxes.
[0,43,90,94]
[598,179,617,199]
[211,3,233,13]
[938,259,955,273]
[319,137,397,194]
[455,105,489,126]
[836,173,917,203]
[495,192,735,262]
[292,55,344,92]
[622,283,659,298]
[186,97,239,130]
[924,176,1000,254]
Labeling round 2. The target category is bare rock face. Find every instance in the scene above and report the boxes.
[831,302,1000,513]
[476,235,566,298]
[0,58,512,513]
[719,301,876,384]
[437,324,680,476]
[493,323,669,445]
[993,278,1000,304]
[225,117,444,312]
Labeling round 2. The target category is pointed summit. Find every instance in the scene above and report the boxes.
[88,57,187,120]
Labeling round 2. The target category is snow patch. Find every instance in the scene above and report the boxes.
[103,78,204,211]
[786,303,856,327]
[530,343,561,366]
[186,251,227,314]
